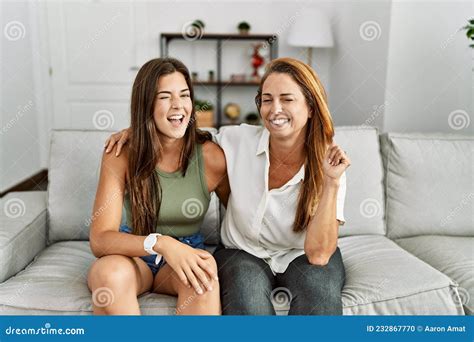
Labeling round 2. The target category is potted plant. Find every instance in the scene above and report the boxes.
[462,18,474,48]
[195,99,214,127]
[237,21,251,35]
[208,70,215,82]
[244,112,260,125]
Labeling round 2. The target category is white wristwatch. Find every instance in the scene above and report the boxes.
[144,233,163,265]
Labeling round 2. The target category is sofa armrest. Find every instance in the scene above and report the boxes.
[0,191,47,283]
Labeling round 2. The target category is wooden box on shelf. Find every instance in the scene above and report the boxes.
[196,110,214,128]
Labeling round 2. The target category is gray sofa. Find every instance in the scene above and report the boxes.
[0,126,472,315]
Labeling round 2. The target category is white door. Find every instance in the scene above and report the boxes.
[46,1,151,130]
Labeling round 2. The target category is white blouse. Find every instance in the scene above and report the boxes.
[215,124,346,274]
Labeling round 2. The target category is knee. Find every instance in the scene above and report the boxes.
[296,268,344,299]
[206,255,218,274]
[88,255,136,293]
[288,259,344,300]
[216,251,271,296]
[199,255,219,291]
[290,283,342,315]
[307,247,343,266]
[307,254,331,266]
[173,258,220,299]
[175,277,220,313]
[288,276,342,315]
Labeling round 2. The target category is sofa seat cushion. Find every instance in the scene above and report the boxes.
[0,241,194,315]
[339,235,464,315]
[0,238,464,315]
[395,235,474,315]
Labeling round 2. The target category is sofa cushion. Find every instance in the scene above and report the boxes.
[0,238,463,315]
[47,130,220,244]
[48,130,117,243]
[380,132,473,239]
[0,241,218,315]
[339,235,463,315]
[395,235,474,315]
[334,127,386,236]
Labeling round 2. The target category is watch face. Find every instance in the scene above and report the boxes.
[145,235,156,250]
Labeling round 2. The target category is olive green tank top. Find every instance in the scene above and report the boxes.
[123,143,210,237]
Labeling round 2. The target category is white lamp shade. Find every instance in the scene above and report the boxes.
[287,9,334,48]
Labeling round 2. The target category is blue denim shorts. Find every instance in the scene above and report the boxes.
[119,225,205,276]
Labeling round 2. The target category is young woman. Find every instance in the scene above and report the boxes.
[87,58,229,315]
[105,57,351,315]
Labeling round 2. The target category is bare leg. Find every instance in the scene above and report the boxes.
[87,255,153,315]
[152,261,221,315]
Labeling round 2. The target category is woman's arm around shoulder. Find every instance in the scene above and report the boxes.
[202,140,230,207]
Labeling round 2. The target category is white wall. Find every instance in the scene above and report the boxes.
[1,1,51,192]
[384,0,473,134]
[327,0,392,128]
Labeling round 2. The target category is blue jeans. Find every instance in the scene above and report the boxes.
[119,225,205,276]
[214,246,345,315]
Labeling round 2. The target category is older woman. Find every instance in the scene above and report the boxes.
[105,57,350,315]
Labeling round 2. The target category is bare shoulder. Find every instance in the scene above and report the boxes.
[101,143,129,178]
[202,140,226,177]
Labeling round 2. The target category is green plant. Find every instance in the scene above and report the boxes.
[195,99,214,112]
[238,21,251,31]
[245,112,260,125]
[462,18,474,48]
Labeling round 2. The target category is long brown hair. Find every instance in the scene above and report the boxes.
[128,58,211,236]
[255,57,335,232]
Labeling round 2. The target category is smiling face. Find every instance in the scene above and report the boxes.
[154,71,193,140]
[260,72,311,140]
